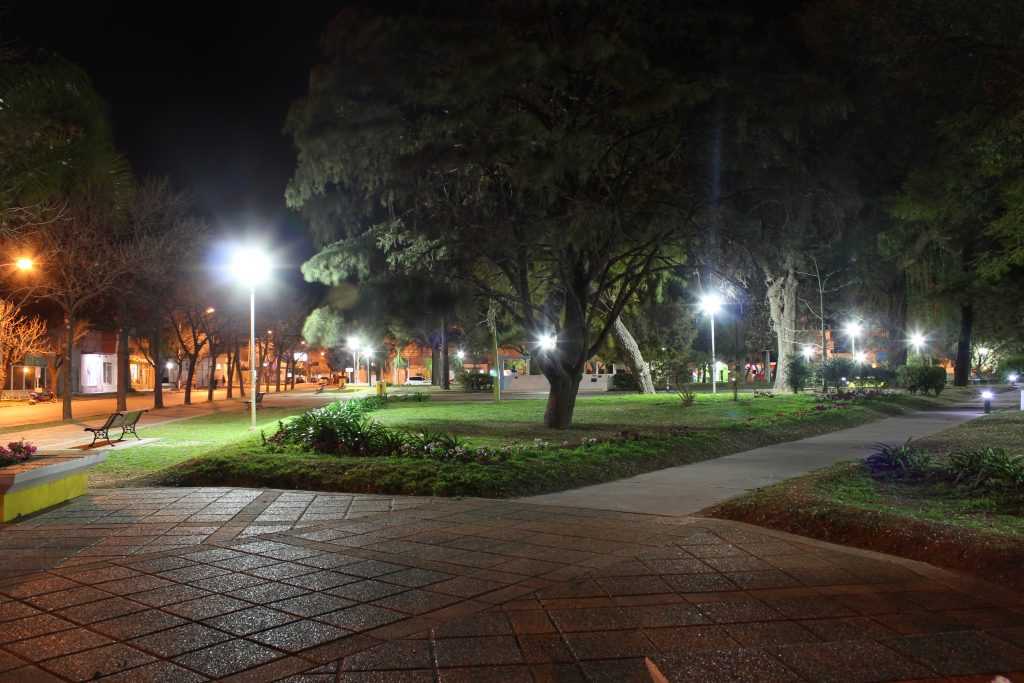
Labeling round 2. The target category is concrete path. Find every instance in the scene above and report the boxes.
[522,406,988,516]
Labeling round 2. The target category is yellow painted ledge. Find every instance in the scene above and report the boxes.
[0,472,88,522]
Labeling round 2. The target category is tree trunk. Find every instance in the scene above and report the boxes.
[234,346,246,397]
[954,302,974,387]
[611,317,655,394]
[152,325,164,409]
[62,316,73,420]
[207,347,218,402]
[440,315,450,390]
[226,351,234,398]
[543,370,583,429]
[431,344,441,385]
[184,355,197,404]
[275,352,282,392]
[116,301,130,411]
[766,265,799,394]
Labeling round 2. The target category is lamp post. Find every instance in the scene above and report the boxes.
[699,293,723,394]
[230,246,271,429]
[982,389,993,415]
[844,321,862,359]
[346,337,362,384]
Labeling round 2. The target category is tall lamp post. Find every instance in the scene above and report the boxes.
[844,321,863,360]
[699,293,723,394]
[230,246,271,429]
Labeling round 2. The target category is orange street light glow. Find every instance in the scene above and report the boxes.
[15,257,33,271]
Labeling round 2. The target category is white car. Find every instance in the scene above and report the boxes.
[404,375,430,386]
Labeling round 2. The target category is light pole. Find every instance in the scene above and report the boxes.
[844,321,862,360]
[699,293,723,394]
[230,246,271,429]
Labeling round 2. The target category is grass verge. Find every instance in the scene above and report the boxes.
[152,393,939,497]
[705,410,1024,590]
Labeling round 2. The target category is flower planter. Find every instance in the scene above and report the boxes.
[0,452,107,522]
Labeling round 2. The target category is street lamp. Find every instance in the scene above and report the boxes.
[854,351,867,365]
[347,336,362,384]
[844,321,862,359]
[229,246,272,428]
[14,257,33,271]
[982,389,994,414]
[699,293,723,394]
[801,345,815,361]
[538,334,557,352]
[457,350,466,361]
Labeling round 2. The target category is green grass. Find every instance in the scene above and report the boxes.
[90,407,309,487]
[153,392,939,497]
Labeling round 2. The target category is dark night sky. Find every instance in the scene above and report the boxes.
[5,1,342,271]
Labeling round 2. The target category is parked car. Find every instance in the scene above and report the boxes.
[293,375,307,383]
[404,375,430,386]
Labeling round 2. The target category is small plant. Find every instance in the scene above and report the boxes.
[0,440,36,467]
[947,447,1024,490]
[785,353,812,393]
[895,365,947,396]
[864,440,932,479]
[677,389,696,407]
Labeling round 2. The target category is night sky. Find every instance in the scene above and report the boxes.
[5,1,342,271]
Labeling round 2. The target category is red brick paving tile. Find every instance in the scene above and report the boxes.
[337,670,434,683]
[577,657,656,683]
[597,575,674,596]
[564,629,658,659]
[725,570,802,590]
[94,575,174,595]
[0,664,65,682]
[1,576,79,598]
[228,581,310,604]
[0,613,76,643]
[884,631,1024,677]
[327,579,407,602]
[621,603,709,628]
[546,606,633,632]
[0,600,41,622]
[723,620,819,647]
[25,586,113,611]
[131,583,214,607]
[283,570,362,591]
[990,625,1024,649]
[5,626,113,662]
[695,599,785,624]
[540,596,614,610]
[529,662,588,683]
[429,576,506,598]
[536,579,608,600]
[948,608,1024,630]
[800,616,899,642]
[656,647,801,682]
[874,610,976,635]
[662,573,738,593]
[92,609,189,639]
[39,642,155,682]
[216,655,313,683]
[301,632,381,664]
[364,615,439,641]
[436,664,534,682]
[97,661,209,682]
[507,609,556,635]
[172,638,283,678]
[773,639,934,682]
[0,650,25,674]
[382,568,453,588]
[189,572,267,593]
[432,612,512,638]
[163,593,251,620]
[433,635,524,667]
[248,562,320,581]
[517,633,575,664]
[645,624,738,652]
[250,619,350,652]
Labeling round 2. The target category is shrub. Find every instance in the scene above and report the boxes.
[459,371,494,392]
[821,358,855,391]
[784,353,812,393]
[864,440,932,479]
[0,440,36,467]
[946,447,1024,490]
[855,367,895,389]
[611,372,639,391]
[896,365,947,395]
[677,389,696,407]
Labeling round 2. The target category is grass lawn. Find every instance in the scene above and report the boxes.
[152,391,943,498]
[89,406,310,487]
[706,410,1024,590]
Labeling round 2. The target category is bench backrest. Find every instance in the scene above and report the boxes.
[120,410,144,426]
[102,413,125,429]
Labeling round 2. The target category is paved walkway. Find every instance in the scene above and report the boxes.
[522,406,993,516]
[0,488,1022,682]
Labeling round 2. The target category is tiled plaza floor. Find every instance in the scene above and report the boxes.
[1,488,1022,682]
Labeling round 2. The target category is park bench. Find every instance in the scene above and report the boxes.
[243,393,265,408]
[83,410,146,447]
[753,389,775,398]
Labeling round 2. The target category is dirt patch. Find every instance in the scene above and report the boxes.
[702,465,1024,592]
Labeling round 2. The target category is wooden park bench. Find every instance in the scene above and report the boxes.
[83,410,146,447]
[243,393,265,408]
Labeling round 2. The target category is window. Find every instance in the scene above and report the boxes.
[103,362,113,384]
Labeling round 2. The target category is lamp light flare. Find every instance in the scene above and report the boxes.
[982,390,994,400]
[699,292,724,315]
[977,346,991,356]
[457,350,466,360]
[15,257,33,271]
[1010,373,1019,384]
[910,332,926,349]
[801,345,814,360]
[854,351,867,364]
[844,321,862,338]
[229,246,272,285]
[538,334,557,351]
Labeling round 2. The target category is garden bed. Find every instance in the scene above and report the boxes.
[0,451,107,522]
[704,411,1024,591]
[152,392,944,498]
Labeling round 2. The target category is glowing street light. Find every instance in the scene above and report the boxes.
[699,293,724,394]
[230,245,272,428]
[457,350,466,361]
[910,331,926,352]
[982,389,994,414]
[538,334,557,352]
[801,345,815,361]
[854,351,868,365]
[1010,373,1019,385]
[347,336,363,384]
[844,321,863,358]
[14,257,33,271]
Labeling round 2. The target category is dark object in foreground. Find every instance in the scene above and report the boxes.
[28,389,56,404]
[83,410,146,447]
[243,392,265,408]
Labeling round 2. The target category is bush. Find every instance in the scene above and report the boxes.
[855,367,895,389]
[0,440,36,467]
[785,353,812,393]
[864,440,932,479]
[677,389,696,407]
[821,358,855,391]
[947,447,1024,490]
[896,365,947,395]
[459,371,494,392]
[611,372,639,391]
